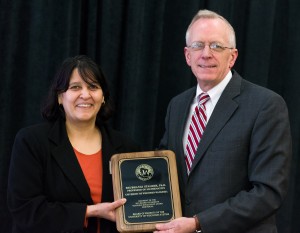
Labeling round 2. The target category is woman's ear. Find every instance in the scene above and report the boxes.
[58,94,62,105]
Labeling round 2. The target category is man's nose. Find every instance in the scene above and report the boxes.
[201,45,212,56]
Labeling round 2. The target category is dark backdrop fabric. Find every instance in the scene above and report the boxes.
[1,0,299,232]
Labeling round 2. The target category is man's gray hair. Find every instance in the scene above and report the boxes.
[185,9,236,48]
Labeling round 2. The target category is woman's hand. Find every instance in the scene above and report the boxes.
[86,198,126,221]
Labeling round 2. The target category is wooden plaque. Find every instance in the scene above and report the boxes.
[110,150,182,233]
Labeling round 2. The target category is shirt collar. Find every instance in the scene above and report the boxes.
[196,70,233,106]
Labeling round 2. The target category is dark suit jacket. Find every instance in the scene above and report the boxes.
[159,71,292,233]
[7,119,140,233]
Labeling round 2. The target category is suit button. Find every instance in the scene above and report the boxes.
[185,199,191,205]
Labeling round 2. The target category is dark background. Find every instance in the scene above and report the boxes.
[1,0,299,232]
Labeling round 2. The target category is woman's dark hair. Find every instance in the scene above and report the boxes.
[41,55,114,123]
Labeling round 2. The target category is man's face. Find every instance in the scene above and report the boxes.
[184,18,238,92]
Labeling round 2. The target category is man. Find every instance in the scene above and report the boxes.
[155,9,292,233]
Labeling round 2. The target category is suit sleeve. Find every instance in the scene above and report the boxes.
[7,129,87,233]
[159,100,172,150]
[198,94,292,233]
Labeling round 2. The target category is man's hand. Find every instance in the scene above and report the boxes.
[154,217,197,233]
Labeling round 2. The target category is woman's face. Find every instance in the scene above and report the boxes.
[58,68,104,125]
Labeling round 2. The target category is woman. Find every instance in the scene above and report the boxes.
[7,55,140,233]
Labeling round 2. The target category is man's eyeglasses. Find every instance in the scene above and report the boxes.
[187,41,233,52]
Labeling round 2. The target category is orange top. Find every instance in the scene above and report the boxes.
[74,148,102,233]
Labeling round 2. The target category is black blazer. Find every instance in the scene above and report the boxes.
[7,119,140,233]
[159,71,292,233]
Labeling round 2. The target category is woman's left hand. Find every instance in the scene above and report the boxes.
[86,198,126,221]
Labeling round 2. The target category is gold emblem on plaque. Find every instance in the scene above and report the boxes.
[135,164,154,181]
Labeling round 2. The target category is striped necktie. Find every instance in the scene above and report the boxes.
[185,93,210,174]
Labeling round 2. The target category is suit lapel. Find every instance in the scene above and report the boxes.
[189,72,241,175]
[49,120,93,204]
[175,88,196,184]
[100,126,122,202]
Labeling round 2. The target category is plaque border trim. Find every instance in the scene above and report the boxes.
[111,150,182,233]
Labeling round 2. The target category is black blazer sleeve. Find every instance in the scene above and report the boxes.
[7,121,141,233]
[7,125,87,233]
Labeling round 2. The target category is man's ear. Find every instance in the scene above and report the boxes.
[229,49,238,69]
[184,47,192,67]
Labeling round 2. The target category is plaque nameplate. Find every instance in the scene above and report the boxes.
[111,150,182,233]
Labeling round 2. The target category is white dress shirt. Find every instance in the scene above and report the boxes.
[182,71,233,151]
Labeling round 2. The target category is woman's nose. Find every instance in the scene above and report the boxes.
[80,88,91,98]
